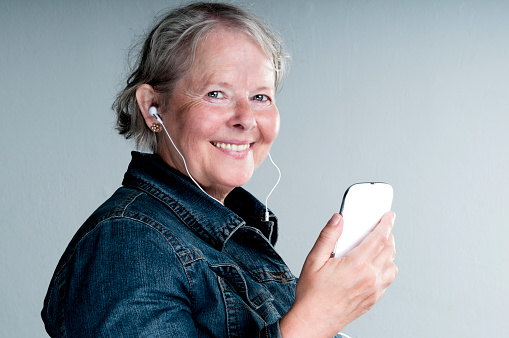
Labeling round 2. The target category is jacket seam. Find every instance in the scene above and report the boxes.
[55,212,195,334]
[125,178,246,251]
[104,214,196,300]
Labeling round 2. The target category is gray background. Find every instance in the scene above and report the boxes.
[1,0,508,337]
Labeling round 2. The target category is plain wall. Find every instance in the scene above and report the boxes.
[1,0,508,337]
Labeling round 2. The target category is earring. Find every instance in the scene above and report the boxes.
[150,123,161,132]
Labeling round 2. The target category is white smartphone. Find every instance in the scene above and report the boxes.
[332,182,393,257]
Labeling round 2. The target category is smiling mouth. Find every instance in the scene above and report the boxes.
[211,142,251,152]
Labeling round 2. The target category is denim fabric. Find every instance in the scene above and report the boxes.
[42,152,296,337]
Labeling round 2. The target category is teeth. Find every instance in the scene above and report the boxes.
[214,142,250,151]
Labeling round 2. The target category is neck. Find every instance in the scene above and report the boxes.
[156,147,231,205]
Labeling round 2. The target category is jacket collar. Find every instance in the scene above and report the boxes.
[122,152,278,251]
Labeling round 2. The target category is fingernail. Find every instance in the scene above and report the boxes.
[329,213,340,226]
[391,212,397,222]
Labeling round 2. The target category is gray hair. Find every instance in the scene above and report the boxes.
[113,1,290,152]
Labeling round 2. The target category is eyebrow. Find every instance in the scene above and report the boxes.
[192,77,232,92]
[200,81,274,93]
[253,86,274,93]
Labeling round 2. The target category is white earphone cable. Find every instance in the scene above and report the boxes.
[155,114,223,205]
[264,152,281,221]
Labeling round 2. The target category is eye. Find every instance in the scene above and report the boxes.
[207,91,224,99]
[253,94,270,102]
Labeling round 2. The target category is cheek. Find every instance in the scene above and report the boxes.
[173,102,217,146]
[254,110,279,167]
[272,113,280,140]
[261,109,280,143]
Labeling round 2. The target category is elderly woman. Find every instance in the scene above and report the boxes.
[42,2,397,337]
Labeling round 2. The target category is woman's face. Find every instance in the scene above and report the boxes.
[158,27,280,200]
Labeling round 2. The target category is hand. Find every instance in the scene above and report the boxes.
[280,212,398,338]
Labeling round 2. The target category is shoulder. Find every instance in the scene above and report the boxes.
[42,187,197,335]
[53,187,195,279]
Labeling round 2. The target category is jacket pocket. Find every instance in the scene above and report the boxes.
[210,264,280,337]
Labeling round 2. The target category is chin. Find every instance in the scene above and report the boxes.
[218,169,254,188]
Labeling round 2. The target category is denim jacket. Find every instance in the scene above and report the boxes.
[42,152,297,337]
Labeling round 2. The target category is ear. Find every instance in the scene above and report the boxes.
[136,84,159,128]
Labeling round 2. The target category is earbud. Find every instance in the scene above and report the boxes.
[148,106,158,116]
[149,106,163,124]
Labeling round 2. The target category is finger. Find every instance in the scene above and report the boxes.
[381,262,399,288]
[374,211,395,240]
[373,232,396,270]
[304,213,343,271]
[349,212,395,260]
[375,232,395,259]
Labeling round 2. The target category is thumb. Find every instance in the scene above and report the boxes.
[304,213,343,271]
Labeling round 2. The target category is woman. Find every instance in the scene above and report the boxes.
[42,2,397,337]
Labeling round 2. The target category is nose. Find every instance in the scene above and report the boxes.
[229,98,257,131]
